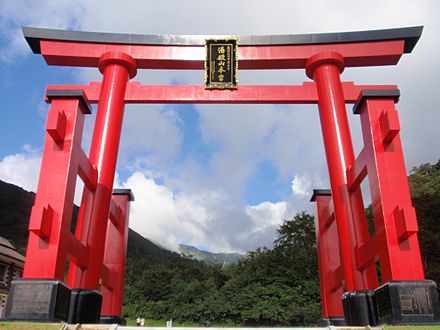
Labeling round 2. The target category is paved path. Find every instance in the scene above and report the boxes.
[63,325,384,330]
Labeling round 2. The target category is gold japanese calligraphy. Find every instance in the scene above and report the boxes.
[205,38,238,89]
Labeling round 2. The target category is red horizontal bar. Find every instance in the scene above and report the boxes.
[46,82,397,105]
[68,233,89,269]
[40,39,405,70]
[347,147,369,191]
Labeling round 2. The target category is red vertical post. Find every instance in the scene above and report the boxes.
[68,52,137,289]
[100,189,134,323]
[23,91,91,280]
[311,189,345,321]
[354,90,424,282]
[306,52,377,291]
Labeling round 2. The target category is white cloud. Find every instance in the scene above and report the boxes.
[245,201,288,233]
[291,174,312,198]
[123,171,294,253]
[0,145,41,191]
[120,104,183,168]
[0,0,86,62]
[123,172,226,252]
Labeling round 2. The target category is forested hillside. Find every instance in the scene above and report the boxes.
[124,212,320,326]
[0,159,439,326]
[409,160,440,285]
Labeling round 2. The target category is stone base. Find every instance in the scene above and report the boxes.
[342,290,377,326]
[68,289,102,324]
[375,280,440,325]
[100,315,126,325]
[318,316,346,326]
[5,279,71,322]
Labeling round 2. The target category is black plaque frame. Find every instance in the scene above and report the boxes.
[205,38,238,89]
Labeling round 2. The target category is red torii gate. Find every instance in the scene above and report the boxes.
[5,25,439,326]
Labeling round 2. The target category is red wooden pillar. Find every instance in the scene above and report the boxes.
[100,189,134,324]
[68,52,137,290]
[306,53,377,291]
[311,189,344,323]
[350,90,424,281]
[23,90,92,280]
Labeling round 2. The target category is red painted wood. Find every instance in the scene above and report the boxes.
[45,82,397,104]
[313,193,344,318]
[101,192,131,318]
[68,53,136,290]
[23,96,90,280]
[350,96,425,281]
[39,39,405,70]
[307,53,378,291]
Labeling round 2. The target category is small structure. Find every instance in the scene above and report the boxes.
[0,236,24,317]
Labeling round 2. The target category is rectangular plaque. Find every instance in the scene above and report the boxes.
[5,279,71,321]
[375,280,440,325]
[399,286,432,315]
[205,38,238,89]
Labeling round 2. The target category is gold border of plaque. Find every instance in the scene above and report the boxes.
[205,38,238,89]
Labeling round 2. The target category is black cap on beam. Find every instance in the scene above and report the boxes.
[46,89,92,115]
[112,189,135,202]
[352,89,401,114]
[310,189,332,202]
[23,25,423,54]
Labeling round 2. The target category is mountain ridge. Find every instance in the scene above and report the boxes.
[178,243,243,265]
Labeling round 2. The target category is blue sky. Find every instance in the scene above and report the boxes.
[1,0,439,253]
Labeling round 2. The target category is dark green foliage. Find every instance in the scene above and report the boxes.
[408,160,440,285]
[123,212,320,326]
[0,180,35,255]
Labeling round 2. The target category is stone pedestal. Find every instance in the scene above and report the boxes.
[375,280,440,325]
[5,279,71,322]
[100,315,126,325]
[342,290,377,326]
[319,316,346,326]
[68,289,102,324]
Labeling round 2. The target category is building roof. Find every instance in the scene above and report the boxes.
[0,236,25,267]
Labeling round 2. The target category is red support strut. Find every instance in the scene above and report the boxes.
[100,189,134,323]
[311,190,344,321]
[348,90,425,281]
[23,90,92,280]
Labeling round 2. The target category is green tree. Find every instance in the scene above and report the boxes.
[122,212,321,326]
[408,160,440,284]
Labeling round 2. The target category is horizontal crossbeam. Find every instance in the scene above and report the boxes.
[46,82,397,104]
[24,26,422,70]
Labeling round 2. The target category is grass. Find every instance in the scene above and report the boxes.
[1,320,440,329]
[0,321,62,330]
[125,318,199,327]
[384,326,440,330]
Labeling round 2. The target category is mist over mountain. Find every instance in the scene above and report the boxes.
[178,244,244,266]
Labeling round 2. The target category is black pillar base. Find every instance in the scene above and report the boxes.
[318,316,346,326]
[67,289,102,324]
[375,280,440,325]
[100,315,126,325]
[342,290,377,326]
[4,279,71,322]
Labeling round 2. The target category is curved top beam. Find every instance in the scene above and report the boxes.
[23,26,423,54]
